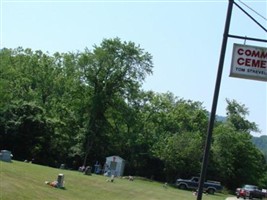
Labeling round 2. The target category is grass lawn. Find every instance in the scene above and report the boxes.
[0,160,232,200]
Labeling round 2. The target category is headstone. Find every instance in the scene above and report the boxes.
[84,166,92,175]
[57,174,64,188]
[110,175,114,182]
[94,161,102,174]
[0,150,12,162]
[60,164,65,169]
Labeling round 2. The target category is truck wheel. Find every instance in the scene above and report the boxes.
[207,188,215,195]
[178,184,187,190]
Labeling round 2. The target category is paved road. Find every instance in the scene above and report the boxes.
[226,197,267,200]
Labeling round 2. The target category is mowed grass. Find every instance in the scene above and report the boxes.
[0,160,231,200]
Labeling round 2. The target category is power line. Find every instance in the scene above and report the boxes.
[234,0,267,33]
[237,0,267,21]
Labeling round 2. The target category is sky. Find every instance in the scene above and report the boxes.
[1,0,266,136]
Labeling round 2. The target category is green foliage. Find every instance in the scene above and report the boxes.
[154,132,203,182]
[210,99,266,190]
[252,135,267,162]
[0,47,84,167]
[77,38,153,164]
[0,101,54,164]
[225,99,259,133]
[212,125,266,190]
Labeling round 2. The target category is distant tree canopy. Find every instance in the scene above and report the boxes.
[0,38,266,191]
[252,135,267,161]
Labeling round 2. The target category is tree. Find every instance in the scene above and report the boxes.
[0,48,84,167]
[154,132,203,182]
[140,92,208,181]
[225,99,259,133]
[212,124,266,190]
[211,99,266,190]
[252,135,267,161]
[77,38,153,165]
[0,101,55,164]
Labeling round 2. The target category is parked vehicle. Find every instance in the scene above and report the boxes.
[236,184,267,199]
[176,176,223,194]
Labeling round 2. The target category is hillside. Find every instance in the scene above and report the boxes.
[0,160,229,200]
[214,114,267,161]
[252,135,267,160]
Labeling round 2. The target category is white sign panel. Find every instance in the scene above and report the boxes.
[230,43,267,82]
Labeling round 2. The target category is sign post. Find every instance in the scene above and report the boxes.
[196,0,234,199]
[197,0,266,199]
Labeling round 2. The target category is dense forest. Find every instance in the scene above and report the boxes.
[1,38,266,191]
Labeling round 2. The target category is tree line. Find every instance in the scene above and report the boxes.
[1,38,266,191]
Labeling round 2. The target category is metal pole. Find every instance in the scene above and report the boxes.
[196,0,233,199]
[228,34,267,43]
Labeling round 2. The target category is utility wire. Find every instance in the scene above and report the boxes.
[237,0,267,21]
[234,0,267,33]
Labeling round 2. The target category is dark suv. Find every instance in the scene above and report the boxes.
[236,184,266,199]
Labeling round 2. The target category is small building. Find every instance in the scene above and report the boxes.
[0,150,12,162]
[105,156,125,177]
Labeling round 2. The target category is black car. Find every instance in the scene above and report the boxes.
[236,184,266,199]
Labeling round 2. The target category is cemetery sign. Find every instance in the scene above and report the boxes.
[230,43,267,82]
